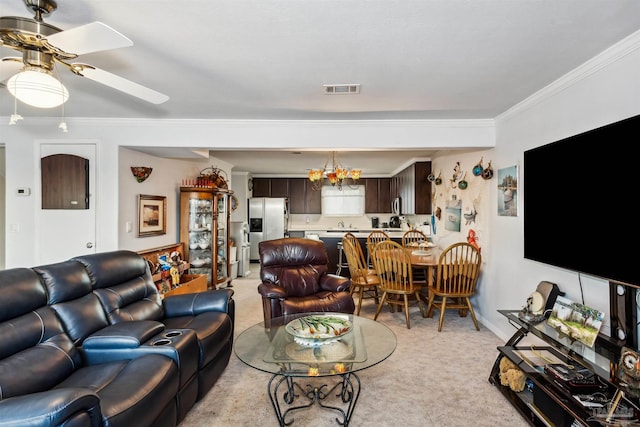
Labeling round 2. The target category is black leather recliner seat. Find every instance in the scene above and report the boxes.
[0,268,179,427]
[0,249,235,427]
[73,250,234,401]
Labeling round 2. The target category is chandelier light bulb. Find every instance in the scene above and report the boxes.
[8,67,69,108]
[307,151,361,190]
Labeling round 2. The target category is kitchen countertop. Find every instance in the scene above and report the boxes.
[302,229,407,239]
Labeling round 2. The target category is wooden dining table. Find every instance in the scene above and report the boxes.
[406,246,441,305]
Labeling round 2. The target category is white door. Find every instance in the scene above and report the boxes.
[37,143,96,264]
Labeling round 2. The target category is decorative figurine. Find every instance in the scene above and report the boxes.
[467,229,480,252]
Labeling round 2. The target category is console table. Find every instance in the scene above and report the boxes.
[490,310,640,426]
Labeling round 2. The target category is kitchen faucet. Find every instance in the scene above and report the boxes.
[338,221,344,228]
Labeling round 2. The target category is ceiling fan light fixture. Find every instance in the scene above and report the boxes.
[7,67,69,108]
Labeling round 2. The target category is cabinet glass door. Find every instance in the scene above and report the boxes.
[187,195,214,285]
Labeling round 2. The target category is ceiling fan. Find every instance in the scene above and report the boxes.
[0,0,169,108]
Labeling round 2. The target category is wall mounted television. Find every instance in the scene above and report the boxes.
[524,113,640,288]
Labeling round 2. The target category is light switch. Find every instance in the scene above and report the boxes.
[125,221,132,233]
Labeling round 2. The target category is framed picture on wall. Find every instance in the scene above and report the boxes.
[498,165,518,217]
[138,194,166,237]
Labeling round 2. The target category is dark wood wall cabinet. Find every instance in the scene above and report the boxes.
[490,310,638,427]
[252,178,321,214]
[253,162,431,216]
[364,178,392,213]
[393,161,431,215]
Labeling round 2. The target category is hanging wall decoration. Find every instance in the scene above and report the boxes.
[464,200,478,225]
[497,165,518,216]
[482,161,494,180]
[450,162,464,188]
[458,172,468,190]
[472,158,484,176]
[445,197,462,232]
[131,167,152,183]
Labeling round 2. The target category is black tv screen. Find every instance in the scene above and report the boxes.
[524,114,639,287]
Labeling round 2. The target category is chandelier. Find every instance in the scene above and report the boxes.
[307,151,362,191]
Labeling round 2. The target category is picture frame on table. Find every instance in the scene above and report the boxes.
[138,194,167,237]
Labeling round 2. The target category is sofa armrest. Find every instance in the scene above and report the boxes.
[82,320,165,350]
[163,288,233,317]
[257,282,287,299]
[0,388,101,427]
[320,274,351,292]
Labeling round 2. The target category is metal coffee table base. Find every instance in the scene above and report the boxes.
[267,372,361,426]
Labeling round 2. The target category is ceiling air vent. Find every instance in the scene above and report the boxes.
[324,84,360,95]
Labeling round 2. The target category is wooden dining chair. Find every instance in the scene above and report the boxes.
[401,229,428,247]
[426,242,482,331]
[342,233,380,316]
[366,230,390,267]
[371,240,427,329]
[401,229,430,285]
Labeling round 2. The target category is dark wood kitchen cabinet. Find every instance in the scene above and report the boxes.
[393,161,431,214]
[251,177,320,214]
[288,179,321,214]
[251,178,288,198]
[251,178,270,197]
[364,178,392,213]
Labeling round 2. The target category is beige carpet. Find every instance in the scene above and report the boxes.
[179,265,529,427]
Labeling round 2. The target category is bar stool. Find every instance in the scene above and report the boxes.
[336,241,349,276]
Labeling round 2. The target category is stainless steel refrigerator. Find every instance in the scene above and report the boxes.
[230,221,251,277]
[249,197,288,261]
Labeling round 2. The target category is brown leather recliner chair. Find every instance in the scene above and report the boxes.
[257,238,355,327]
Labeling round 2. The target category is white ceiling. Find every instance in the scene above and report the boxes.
[3,0,640,175]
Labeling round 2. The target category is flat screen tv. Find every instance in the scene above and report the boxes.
[524,113,639,288]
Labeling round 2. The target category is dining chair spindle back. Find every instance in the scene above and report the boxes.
[341,233,380,316]
[426,242,482,331]
[371,240,427,329]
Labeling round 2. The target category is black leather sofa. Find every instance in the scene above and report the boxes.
[0,250,234,427]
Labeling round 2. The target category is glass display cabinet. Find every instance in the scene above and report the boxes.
[179,186,232,289]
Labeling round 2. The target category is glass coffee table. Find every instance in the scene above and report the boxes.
[234,312,397,426]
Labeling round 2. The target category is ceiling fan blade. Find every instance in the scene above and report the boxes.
[74,64,169,104]
[48,22,133,56]
[0,57,23,82]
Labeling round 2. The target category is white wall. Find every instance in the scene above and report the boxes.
[117,148,233,252]
[1,119,494,267]
[483,31,640,342]
[230,171,250,223]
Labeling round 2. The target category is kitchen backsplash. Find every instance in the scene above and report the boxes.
[288,213,431,230]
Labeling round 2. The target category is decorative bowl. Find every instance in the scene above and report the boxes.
[285,315,352,346]
[190,258,205,267]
